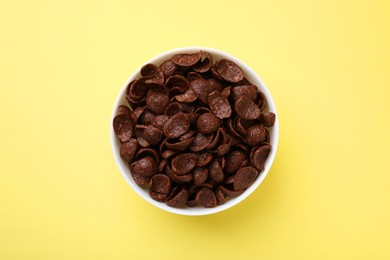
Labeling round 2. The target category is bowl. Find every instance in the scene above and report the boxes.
[110,46,279,216]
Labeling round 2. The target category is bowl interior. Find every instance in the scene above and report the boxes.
[110,47,279,216]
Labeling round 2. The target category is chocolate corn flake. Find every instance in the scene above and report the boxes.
[215,59,244,83]
[215,188,226,205]
[234,95,261,120]
[174,88,197,103]
[172,52,201,67]
[146,90,169,115]
[193,51,212,73]
[187,71,203,82]
[120,138,138,162]
[163,136,195,151]
[190,132,213,152]
[113,50,276,208]
[149,174,171,201]
[196,112,220,135]
[208,91,232,119]
[135,147,160,165]
[233,167,258,191]
[218,185,245,197]
[194,187,217,208]
[131,173,150,186]
[142,125,163,146]
[166,186,189,207]
[171,153,198,176]
[207,78,223,92]
[221,86,231,99]
[141,64,164,85]
[128,78,149,101]
[163,113,190,139]
[166,164,193,183]
[224,150,247,174]
[209,159,224,183]
[117,105,131,115]
[196,152,213,167]
[130,156,157,177]
[138,109,155,125]
[193,167,209,185]
[159,59,177,79]
[245,124,266,146]
[151,115,169,130]
[113,114,133,143]
[162,149,177,159]
[165,75,190,91]
[179,129,196,141]
[260,112,276,127]
[130,106,145,124]
[190,78,216,104]
[231,85,258,102]
[252,144,271,171]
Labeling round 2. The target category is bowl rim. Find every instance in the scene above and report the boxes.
[110,46,279,216]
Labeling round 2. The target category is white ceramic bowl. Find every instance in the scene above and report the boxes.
[110,47,279,216]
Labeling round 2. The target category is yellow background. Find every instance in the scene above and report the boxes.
[1,0,389,259]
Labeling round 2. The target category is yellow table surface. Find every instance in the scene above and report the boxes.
[1,0,390,259]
